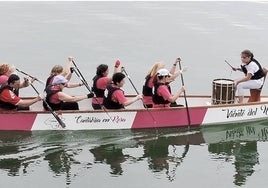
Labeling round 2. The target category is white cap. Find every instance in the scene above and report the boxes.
[52,75,68,85]
[157,68,171,76]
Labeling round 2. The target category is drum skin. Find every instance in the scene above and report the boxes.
[212,78,235,104]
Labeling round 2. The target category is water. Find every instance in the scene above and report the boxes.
[1,123,268,187]
[1,1,268,187]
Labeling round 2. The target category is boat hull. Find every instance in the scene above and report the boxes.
[1,95,268,131]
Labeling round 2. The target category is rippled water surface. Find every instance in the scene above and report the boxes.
[1,1,268,187]
[1,122,268,187]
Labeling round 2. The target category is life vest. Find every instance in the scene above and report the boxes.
[152,83,170,105]
[241,60,264,80]
[103,84,124,109]
[45,75,55,90]
[44,85,63,111]
[0,84,17,110]
[142,75,153,96]
[92,75,105,97]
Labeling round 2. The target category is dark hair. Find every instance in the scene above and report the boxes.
[96,64,108,76]
[112,72,125,85]
[241,49,254,60]
[8,74,20,84]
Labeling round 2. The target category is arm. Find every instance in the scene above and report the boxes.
[233,67,243,72]
[16,95,42,107]
[169,66,188,81]
[113,60,121,74]
[62,56,74,80]
[58,92,88,102]
[123,95,142,107]
[114,89,142,107]
[169,58,181,74]
[66,82,83,88]
[169,58,188,81]
[234,73,252,87]
[19,77,32,88]
[168,86,185,103]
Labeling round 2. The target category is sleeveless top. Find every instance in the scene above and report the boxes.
[152,83,170,105]
[92,75,105,97]
[44,85,63,111]
[142,75,153,96]
[0,84,17,110]
[241,60,264,80]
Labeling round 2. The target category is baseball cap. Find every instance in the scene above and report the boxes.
[157,68,171,77]
[52,75,68,85]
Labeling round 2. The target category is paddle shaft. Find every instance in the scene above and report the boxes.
[71,60,113,120]
[122,69,140,94]
[16,68,45,85]
[178,61,191,127]
[71,67,92,92]
[30,84,66,128]
[123,69,156,123]
[72,60,88,84]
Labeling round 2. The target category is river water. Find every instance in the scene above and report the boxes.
[1,1,268,187]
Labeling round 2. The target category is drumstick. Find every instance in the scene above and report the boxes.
[225,60,235,70]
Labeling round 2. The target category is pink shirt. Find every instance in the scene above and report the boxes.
[112,89,127,105]
[0,75,9,86]
[153,84,172,108]
[92,77,110,104]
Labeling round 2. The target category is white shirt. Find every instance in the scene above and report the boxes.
[244,61,259,76]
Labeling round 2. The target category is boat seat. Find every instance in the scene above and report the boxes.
[248,67,268,102]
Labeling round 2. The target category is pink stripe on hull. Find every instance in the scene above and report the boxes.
[0,113,37,130]
[132,108,207,129]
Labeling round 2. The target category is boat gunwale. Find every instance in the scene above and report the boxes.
[1,95,268,114]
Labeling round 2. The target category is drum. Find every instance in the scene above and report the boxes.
[212,79,235,105]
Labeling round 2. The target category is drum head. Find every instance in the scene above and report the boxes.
[213,79,234,84]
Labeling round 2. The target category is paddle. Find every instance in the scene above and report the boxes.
[122,66,156,123]
[178,60,191,127]
[70,60,113,120]
[70,66,92,93]
[16,68,45,85]
[71,60,88,86]
[29,83,66,128]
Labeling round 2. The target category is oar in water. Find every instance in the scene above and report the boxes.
[122,66,156,123]
[16,68,45,85]
[29,83,66,128]
[178,60,191,127]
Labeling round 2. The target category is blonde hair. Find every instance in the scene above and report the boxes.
[147,61,165,77]
[9,65,17,75]
[50,65,63,76]
[0,63,10,75]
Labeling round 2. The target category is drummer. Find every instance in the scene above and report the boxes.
[232,49,265,103]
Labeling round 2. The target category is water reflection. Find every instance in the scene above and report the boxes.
[90,144,126,175]
[134,128,202,181]
[206,122,267,186]
[0,122,268,186]
[0,131,33,176]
